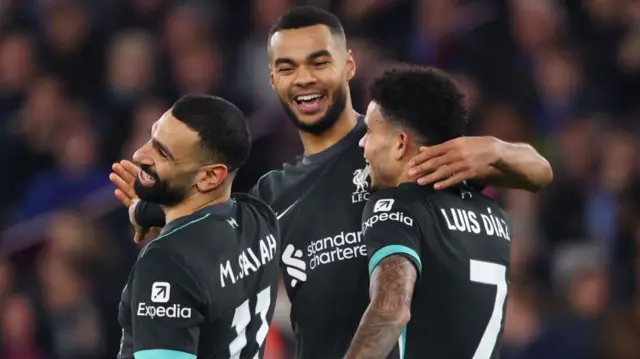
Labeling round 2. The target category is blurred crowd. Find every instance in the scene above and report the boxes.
[0,0,639,358]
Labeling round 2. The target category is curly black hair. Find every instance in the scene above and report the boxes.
[370,65,467,145]
[171,95,251,172]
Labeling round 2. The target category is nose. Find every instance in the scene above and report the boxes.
[359,133,368,148]
[132,142,153,167]
[293,66,316,87]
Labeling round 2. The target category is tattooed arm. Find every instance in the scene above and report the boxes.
[344,255,418,359]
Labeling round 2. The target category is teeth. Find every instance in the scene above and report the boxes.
[296,94,323,101]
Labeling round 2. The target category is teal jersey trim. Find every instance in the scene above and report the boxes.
[368,244,422,276]
[398,326,407,359]
[134,349,196,359]
[140,213,211,257]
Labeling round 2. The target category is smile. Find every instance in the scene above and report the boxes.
[293,93,326,114]
[138,170,156,186]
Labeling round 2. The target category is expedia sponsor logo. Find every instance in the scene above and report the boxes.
[362,212,414,235]
[136,303,192,319]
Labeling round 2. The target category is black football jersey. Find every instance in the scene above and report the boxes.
[249,119,382,359]
[118,194,280,359]
[362,183,512,359]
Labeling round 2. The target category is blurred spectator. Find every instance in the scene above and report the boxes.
[234,0,293,110]
[1,294,46,359]
[18,115,109,220]
[121,97,167,158]
[38,0,106,98]
[0,1,639,358]
[0,32,36,122]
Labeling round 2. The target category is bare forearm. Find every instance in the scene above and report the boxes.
[344,308,408,359]
[344,255,416,359]
[483,140,553,192]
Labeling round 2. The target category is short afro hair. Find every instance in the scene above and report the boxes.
[268,6,345,42]
[370,65,467,145]
[171,95,251,172]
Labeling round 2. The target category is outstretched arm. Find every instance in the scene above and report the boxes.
[478,140,553,191]
[409,137,553,192]
[344,255,417,359]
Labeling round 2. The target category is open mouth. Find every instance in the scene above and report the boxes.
[138,170,156,186]
[293,93,327,114]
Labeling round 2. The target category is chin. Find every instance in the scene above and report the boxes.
[296,111,327,124]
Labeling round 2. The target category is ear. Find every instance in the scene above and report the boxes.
[195,164,228,192]
[394,131,411,161]
[346,49,356,81]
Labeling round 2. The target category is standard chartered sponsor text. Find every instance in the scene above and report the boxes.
[307,231,366,269]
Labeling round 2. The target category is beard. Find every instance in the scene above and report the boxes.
[133,165,191,207]
[280,84,348,135]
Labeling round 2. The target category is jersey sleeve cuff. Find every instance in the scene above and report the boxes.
[134,349,196,359]
[368,245,422,276]
[135,201,166,228]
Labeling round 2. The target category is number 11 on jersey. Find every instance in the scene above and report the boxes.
[470,260,507,359]
[229,286,272,359]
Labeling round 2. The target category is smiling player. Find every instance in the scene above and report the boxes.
[112,7,552,359]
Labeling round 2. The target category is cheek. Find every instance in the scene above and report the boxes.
[272,76,289,96]
[364,137,384,163]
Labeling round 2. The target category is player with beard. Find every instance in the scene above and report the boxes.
[110,7,553,359]
[117,95,281,359]
[345,66,513,359]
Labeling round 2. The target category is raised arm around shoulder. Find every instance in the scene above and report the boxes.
[489,139,553,192]
[343,255,417,359]
[410,136,553,192]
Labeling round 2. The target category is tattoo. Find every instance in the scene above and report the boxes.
[344,255,418,359]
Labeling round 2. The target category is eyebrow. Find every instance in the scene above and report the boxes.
[151,138,175,161]
[274,50,333,67]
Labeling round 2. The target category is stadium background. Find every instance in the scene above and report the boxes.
[0,0,639,358]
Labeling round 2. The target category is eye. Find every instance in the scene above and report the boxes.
[278,67,294,73]
[314,61,329,67]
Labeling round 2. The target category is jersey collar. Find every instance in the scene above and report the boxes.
[162,199,235,234]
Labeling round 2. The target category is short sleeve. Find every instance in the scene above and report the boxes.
[131,249,206,359]
[248,182,262,200]
[362,189,423,277]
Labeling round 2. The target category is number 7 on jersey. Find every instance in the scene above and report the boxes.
[229,286,272,359]
[470,260,507,359]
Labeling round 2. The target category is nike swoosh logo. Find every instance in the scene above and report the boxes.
[276,201,298,220]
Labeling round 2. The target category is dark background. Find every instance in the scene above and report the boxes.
[0,0,639,358]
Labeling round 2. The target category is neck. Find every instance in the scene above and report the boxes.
[299,106,359,156]
[394,149,421,186]
[163,186,231,224]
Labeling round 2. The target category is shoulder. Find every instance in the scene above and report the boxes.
[233,193,278,229]
[140,213,215,258]
[249,168,286,204]
[365,184,426,215]
[135,245,196,282]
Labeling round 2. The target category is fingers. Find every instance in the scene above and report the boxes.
[417,162,467,187]
[410,153,457,177]
[134,227,149,244]
[432,170,474,190]
[113,162,137,185]
[409,145,447,168]
[120,160,140,178]
[110,172,137,202]
[114,189,132,208]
